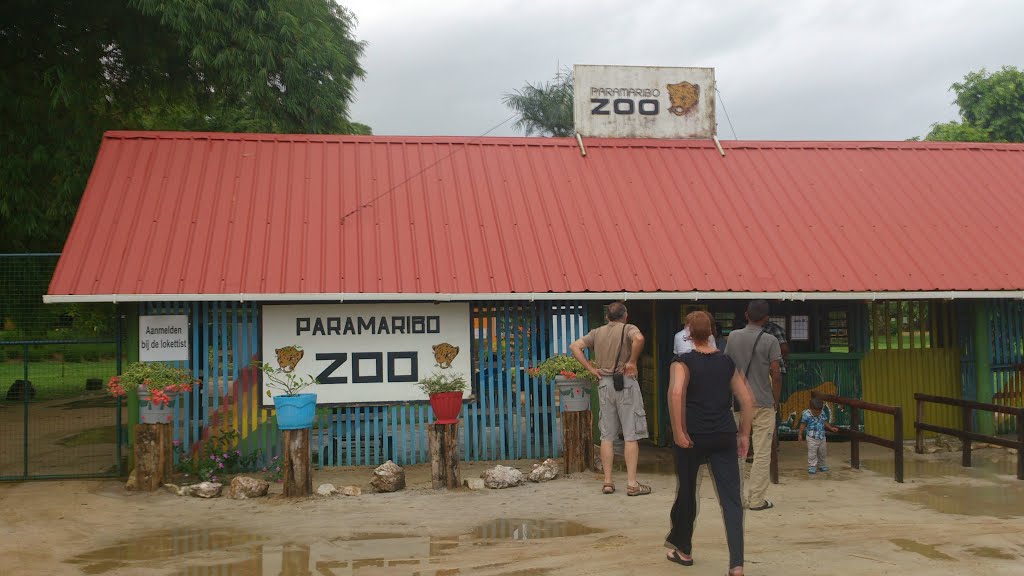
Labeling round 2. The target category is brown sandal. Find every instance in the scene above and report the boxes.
[626,482,652,496]
[602,483,615,494]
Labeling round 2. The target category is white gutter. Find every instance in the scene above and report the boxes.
[42,290,1024,304]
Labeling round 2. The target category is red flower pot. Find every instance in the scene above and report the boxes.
[429,391,464,424]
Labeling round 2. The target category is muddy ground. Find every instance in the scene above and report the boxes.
[1,440,1022,576]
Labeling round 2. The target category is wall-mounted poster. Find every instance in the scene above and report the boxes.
[260,303,471,406]
[790,315,810,341]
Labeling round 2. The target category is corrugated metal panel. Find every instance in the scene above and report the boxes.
[862,349,961,439]
[50,132,1024,299]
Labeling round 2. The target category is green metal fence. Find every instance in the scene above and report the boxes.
[0,254,124,480]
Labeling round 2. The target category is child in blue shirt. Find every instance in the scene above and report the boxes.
[798,397,840,474]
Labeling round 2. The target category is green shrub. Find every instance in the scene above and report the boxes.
[62,349,83,363]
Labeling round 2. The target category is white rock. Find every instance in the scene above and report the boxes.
[341,485,362,496]
[191,482,223,498]
[481,465,524,489]
[316,483,338,496]
[463,478,485,490]
[230,476,270,499]
[125,469,137,491]
[528,458,559,483]
[163,483,182,496]
[371,460,406,493]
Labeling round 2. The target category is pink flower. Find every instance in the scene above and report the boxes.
[173,439,182,447]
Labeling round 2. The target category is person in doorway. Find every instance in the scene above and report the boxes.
[673,318,717,355]
[569,301,651,496]
[665,311,754,576]
[798,396,840,474]
[724,300,782,511]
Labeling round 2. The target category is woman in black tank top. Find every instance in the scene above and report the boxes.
[664,311,754,576]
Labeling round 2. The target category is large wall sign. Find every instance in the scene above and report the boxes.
[260,303,471,406]
[139,314,189,362]
[573,64,716,139]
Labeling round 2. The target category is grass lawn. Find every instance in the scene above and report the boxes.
[0,360,119,402]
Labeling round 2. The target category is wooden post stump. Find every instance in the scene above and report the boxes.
[429,422,461,489]
[283,428,312,497]
[561,409,593,474]
[134,423,172,491]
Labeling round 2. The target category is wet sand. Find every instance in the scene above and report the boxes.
[1,441,1022,575]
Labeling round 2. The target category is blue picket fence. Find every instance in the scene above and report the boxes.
[144,300,589,467]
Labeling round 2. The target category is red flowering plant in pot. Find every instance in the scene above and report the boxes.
[417,371,467,424]
[527,354,597,412]
[107,361,196,424]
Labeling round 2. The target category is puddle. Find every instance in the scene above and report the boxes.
[966,546,1017,559]
[65,529,265,574]
[65,530,463,575]
[66,523,598,574]
[890,538,955,561]
[473,519,602,540]
[892,483,1024,518]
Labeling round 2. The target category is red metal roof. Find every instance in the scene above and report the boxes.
[47,131,1024,300]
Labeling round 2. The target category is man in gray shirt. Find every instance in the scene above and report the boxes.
[724,300,782,511]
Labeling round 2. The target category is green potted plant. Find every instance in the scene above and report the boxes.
[527,354,597,412]
[254,346,319,430]
[417,371,467,424]
[106,361,195,424]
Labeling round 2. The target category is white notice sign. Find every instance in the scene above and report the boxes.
[139,315,190,361]
[260,303,472,406]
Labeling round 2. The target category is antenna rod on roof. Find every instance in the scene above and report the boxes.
[575,133,587,157]
[713,135,726,157]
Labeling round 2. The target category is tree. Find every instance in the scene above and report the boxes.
[503,68,575,137]
[924,66,1024,142]
[0,0,368,252]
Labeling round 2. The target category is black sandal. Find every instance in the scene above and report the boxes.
[667,549,694,566]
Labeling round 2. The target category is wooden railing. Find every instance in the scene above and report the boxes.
[815,393,904,483]
[914,393,1024,480]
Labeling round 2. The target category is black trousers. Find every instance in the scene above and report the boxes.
[666,433,744,569]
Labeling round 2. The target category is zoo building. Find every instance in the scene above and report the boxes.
[31,130,1024,476]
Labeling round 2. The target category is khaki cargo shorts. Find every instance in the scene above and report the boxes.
[597,375,649,442]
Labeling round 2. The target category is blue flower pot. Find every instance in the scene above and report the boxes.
[273,393,317,430]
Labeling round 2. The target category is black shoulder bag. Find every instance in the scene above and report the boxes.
[611,324,629,391]
[734,330,765,412]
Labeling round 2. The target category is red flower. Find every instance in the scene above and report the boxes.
[148,388,172,407]
[559,370,577,379]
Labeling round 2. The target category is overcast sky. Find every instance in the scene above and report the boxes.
[341,0,1023,141]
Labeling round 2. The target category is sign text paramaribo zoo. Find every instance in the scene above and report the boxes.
[260,303,472,405]
[588,86,664,117]
[296,313,440,385]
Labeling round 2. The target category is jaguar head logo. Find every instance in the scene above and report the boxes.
[666,81,700,116]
